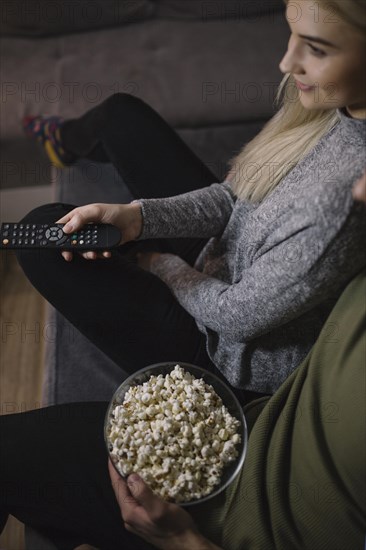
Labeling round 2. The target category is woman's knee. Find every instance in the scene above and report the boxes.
[103,92,152,117]
[19,202,77,224]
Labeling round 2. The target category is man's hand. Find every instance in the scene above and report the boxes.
[108,460,222,550]
[55,201,142,262]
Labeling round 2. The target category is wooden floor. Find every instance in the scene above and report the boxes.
[0,252,96,550]
[0,251,46,549]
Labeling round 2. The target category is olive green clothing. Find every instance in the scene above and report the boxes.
[191,269,366,550]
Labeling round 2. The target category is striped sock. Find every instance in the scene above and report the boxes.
[22,115,76,168]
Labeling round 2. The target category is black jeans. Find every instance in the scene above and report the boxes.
[1,94,263,547]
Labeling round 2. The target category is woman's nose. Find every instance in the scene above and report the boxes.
[279,37,304,75]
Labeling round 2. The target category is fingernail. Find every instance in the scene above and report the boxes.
[63,223,73,233]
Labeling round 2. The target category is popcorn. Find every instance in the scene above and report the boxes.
[107,365,241,503]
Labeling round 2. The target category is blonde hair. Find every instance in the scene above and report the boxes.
[228,0,366,202]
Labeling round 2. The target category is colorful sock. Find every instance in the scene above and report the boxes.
[22,115,76,168]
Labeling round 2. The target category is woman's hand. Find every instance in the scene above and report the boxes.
[55,202,142,261]
[108,460,222,550]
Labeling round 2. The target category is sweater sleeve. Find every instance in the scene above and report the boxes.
[137,182,236,239]
[149,186,366,342]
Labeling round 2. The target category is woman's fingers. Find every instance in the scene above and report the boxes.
[55,204,104,233]
[55,204,113,261]
[61,251,73,262]
[82,251,112,260]
[55,212,73,225]
[61,250,112,262]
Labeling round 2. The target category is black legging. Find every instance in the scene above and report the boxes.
[16,93,262,403]
[60,92,218,199]
[0,403,155,550]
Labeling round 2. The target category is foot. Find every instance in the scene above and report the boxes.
[22,115,76,168]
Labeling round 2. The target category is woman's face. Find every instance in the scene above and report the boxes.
[279,1,366,118]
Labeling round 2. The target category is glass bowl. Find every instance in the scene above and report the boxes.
[104,362,247,506]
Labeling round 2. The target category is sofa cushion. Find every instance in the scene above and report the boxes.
[44,306,128,405]
[0,0,155,36]
[155,0,285,20]
[43,161,134,406]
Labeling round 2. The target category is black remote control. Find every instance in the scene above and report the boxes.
[0,222,122,250]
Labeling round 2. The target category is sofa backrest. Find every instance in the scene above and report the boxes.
[0,0,155,36]
[1,0,285,36]
[155,0,285,20]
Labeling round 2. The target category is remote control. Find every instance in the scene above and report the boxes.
[0,222,122,250]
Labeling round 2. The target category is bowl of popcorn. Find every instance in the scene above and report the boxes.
[104,363,247,506]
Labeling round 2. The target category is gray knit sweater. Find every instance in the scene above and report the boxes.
[138,108,366,393]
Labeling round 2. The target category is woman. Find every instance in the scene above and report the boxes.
[1,0,365,548]
[18,0,366,401]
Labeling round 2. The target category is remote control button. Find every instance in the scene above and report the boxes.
[2,239,9,245]
[32,224,36,229]
[12,232,17,237]
[56,233,68,244]
[31,239,35,245]
[4,224,9,229]
[48,226,62,238]
[3,231,8,237]
[25,232,29,237]
[24,239,29,245]
[19,224,24,229]
[19,232,23,237]
[14,224,18,229]
[41,240,48,246]
[18,239,22,245]
[25,224,30,229]
[79,240,85,245]
[71,240,78,245]
[45,229,51,238]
